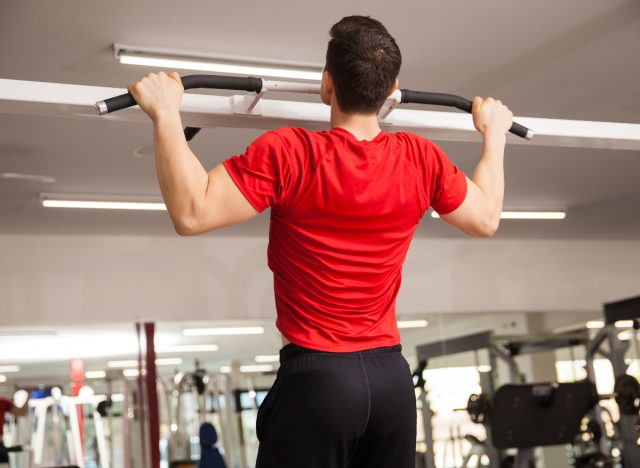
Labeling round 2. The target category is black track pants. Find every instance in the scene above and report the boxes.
[255,343,417,468]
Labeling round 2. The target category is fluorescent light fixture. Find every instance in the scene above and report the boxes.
[108,360,138,369]
[0,375,6,383]
[0,330,57,337]
[157,344,219,353]
[431,211,566,220]
[586,320,635,329]
[615,320,635,328]
[0,365,20,373]
[398,320,429,329]
[123,369,140,377]
[618,330,634,341]
[219,366,232,374]
[42,200,166,210]
[85,371,107,379]
[108,358,182,368]
[240,364,274,373]
[586,321,605,329]
[115,44,323,81]
[40,193,166,211]
[156,358,183,366]
[477,365,492,373]
[255,355,280,363]
[183,327,265,336]
[1,172,56,184]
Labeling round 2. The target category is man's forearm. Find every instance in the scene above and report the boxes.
[471,132,506,227]
[153,111,209,230]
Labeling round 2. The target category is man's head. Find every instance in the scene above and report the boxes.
[322,16,401,114]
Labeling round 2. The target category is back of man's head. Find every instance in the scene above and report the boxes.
[325,16,402,115]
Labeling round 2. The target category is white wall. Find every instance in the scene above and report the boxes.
[0,235,639,326]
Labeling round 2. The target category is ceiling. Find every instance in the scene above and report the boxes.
[0,0,639,239]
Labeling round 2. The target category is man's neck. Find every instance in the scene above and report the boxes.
[330,106,382,142]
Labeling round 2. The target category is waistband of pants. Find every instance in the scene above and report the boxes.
[279,342,402,364]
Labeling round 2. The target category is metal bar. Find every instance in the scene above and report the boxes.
[1,79,640,150]
[144,322,161,468]
[603,295,640,324]
[416,331,495,362]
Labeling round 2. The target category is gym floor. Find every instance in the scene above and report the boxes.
[0,1,639,468]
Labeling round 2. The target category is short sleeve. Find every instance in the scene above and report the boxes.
[222,131,292,213]
[426,141,468,215]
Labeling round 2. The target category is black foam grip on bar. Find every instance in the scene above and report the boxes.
[100,75,264,114]
[400,89,532,140]
[0,445,23,453]
[184,126,202,141]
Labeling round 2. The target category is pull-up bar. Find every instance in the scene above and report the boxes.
[2,78,639,150]
[95,74,534,141]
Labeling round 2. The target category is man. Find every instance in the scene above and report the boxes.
[0,394,28,464]
[128,15,512,468]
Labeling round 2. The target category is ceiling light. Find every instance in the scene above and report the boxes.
[431,211,566,220]
[123,369,140,377]
[239,364,274,373]
[477,365,492,372]
[615,320,635,328]
[40,193,165,211]
[586,321,605,329]
[255,355,280,363]
[108,358,182,368]
[156,344,219,353]
[398,320,429,329]
[0,330,57,337]
[111,393,125,402]
[219,366,232,374]
[0,365,20,373]
[114,44,323,81]
[0,376,6,383]
[85,371,106,379]
[618,330,634,341]
[183,327,265,336]
[0,172,56,184]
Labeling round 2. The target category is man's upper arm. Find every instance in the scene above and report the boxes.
[188,164,259,235]
[440,177,495,237]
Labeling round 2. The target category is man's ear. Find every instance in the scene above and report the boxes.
[321,70,333,106]
[388,78,399,96]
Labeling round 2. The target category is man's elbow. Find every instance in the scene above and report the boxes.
[173,216,202,237]
[474,217,500,238]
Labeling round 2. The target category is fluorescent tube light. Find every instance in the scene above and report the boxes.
[115,44,323,81]
[240,364,274,373]
[0,376,6,383]
[42,200,166,210]
[255,355,280,363]
[586,321,605,329]
[157,344,219,353]
[219,366,232,374]
[431,211,566,220]
[183,327,265,336]
[85,371,107,379]
[123,369,140,377]
[0,365,20,373]
[398,320,429,329]
[618,330,634,341]
[108,358,182,368]
[111,393,125,402]
[586,320,635,329]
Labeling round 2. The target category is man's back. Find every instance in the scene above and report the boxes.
[224,126,466,351]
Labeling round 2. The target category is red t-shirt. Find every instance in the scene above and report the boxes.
[223,127,467,352]
[0,397,13,437]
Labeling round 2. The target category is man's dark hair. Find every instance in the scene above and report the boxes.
[325,16,401,114]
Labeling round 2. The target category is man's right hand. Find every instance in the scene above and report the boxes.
[472,96,513,137]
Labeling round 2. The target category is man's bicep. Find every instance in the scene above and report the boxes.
[439,177,490,236]
[197,164,259,233]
